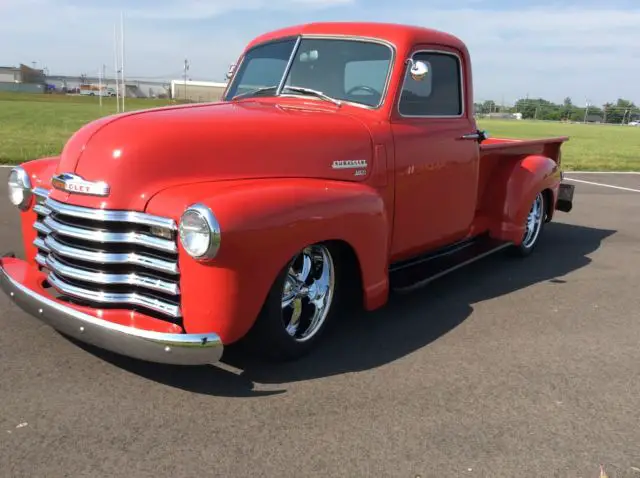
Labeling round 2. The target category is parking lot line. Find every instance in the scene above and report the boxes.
[565,171,640,175]
[565,177,640,193]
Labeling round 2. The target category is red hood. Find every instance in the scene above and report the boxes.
[50,100,374,211]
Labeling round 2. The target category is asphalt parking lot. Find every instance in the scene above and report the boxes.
[1,173,639,478]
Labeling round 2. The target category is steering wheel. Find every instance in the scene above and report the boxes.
[346,85,380,96]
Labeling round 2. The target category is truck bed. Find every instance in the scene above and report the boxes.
[478,136,569,183]
[480,136,569,161]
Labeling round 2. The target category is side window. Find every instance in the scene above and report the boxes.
[398,51,462,117]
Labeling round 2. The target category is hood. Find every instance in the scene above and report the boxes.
[50,100,374,211]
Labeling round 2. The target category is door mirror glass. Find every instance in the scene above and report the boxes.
[408,59,429,81]
[225,63,236,81]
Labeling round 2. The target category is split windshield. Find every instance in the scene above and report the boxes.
[224,37,393,108]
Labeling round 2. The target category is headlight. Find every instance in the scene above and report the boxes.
[7,167,32,211]
[178,203,221,260]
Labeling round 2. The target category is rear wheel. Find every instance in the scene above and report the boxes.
[509,191,546,257]
[246,243,341,361]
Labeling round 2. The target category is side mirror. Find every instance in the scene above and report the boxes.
[225,63,236,81]
[406,58,429,81]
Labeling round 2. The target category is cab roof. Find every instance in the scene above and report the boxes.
[245,21,468,54]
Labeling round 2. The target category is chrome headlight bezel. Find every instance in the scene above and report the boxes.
[178,203,221,260]
[7,166,33,211]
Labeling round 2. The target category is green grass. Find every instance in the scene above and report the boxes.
[1,92,638,170]
[0,92,174,165]
[477,119,640,171]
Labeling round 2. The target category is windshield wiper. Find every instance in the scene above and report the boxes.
[282,86,342,106]
[232,85,279,100]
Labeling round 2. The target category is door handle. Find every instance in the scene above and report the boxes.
[460,130,489,142]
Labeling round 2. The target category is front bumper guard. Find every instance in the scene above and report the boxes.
[0,257,224,366]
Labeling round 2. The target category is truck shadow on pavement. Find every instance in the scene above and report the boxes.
[73,222,615,397]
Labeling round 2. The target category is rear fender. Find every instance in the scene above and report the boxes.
[146,178,390,344]
[485,155,560,244]
[11,157,59,265]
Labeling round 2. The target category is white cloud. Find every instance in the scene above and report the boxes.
[1,1,638,105]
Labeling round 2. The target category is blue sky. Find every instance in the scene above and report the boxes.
[1,0,638,106]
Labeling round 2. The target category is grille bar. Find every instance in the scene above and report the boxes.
[35,252,47,267]
[34,220,52,236]
[45,254,180,295]
[45,197,177,230]
[34,237,51,253]
[33,187,50,199]
[47,272,182,318]
[42,235,179,275]
[33,204,52,216]
[42,216,177,253]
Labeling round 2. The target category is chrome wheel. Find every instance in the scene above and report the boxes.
[281,244,335,343]
[522,192,544,249]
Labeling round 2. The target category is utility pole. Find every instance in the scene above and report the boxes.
[120,11,126,112]
[114,24,120,113]
[583,98,590,124]
[183,59,189,101]
[98,65,103,108]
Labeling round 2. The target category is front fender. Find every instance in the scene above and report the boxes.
[146,178,390,343]
[498,155,560,243]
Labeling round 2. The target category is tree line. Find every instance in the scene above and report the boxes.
[475,97,639,124]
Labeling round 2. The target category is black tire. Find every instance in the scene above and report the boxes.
[508,191,546,257]
[244,242,346,362]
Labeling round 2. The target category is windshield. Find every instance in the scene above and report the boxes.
[224,37,393,108]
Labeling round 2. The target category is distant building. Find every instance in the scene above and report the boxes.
[0,64,47,93]
[170,80,228,102]
[584,114,603,123]
[0,64,45,84]
[484,112,522,120]
[0,66,21,83]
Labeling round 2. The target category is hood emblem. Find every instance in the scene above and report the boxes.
[331,160,368,170]
[51,173,110,197]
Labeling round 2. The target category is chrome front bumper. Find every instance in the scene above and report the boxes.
[0,258,224,366]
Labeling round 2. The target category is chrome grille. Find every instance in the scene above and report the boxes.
[31,188,182,321]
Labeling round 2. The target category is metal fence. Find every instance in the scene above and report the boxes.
[0,82,45,94]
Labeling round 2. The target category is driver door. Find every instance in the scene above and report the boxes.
[390,45,480,260]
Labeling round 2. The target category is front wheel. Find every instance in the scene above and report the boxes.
[245,243,341,361]
[508,191,546,257]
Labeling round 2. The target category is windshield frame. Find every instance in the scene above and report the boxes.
[224,34,397,110]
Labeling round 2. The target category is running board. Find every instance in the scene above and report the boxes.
[389,236,512,293]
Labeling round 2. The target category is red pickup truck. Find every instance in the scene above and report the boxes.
[2,22,574,365]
